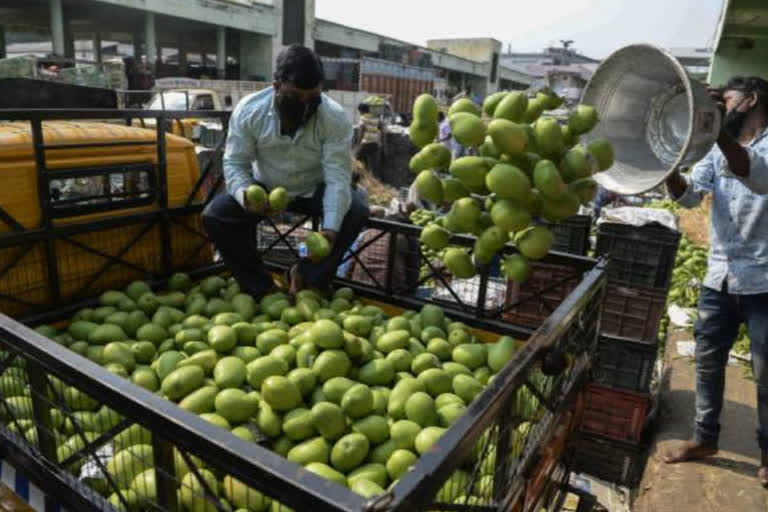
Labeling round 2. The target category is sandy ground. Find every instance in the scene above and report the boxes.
[632,328,768,511]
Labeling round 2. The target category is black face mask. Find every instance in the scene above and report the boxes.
[723,96,753,139]
[276,93,321,128]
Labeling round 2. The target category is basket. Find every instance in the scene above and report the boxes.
[540,215,592,256]
[596,222,680,290]
[503,262,583,329]
[601,284,667,343]
[579,384,650,443]
[593,335,657,393]
[572,434,649,487]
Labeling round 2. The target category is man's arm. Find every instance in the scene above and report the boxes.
[223,106,258,208]
[321,116,354,234]
[718,131,768,194]
[666,152,715,208]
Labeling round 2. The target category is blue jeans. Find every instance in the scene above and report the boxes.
[694,285,768,449]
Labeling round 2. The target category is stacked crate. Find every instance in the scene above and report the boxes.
[540,214,592,256]
[575,221,681,486]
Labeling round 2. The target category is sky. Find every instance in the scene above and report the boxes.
[315,0,725,59]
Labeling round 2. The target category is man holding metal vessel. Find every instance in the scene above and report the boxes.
[664,76,768,487]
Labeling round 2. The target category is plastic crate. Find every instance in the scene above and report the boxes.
[580,384,650,443]
[596,222,681,290]
[540,215,592,255]
[503,262,583,328]
[572,434,648,487]
[601,284,667,343]
[594,335,657,393]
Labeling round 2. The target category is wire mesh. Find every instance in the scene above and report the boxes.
[502,262,584,329]
[0,242,50,317]
[0,334,313,512]
[256,214,313,267]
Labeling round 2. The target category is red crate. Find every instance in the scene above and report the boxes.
[523,421,570,511]
[503,262,582,329]
[601,284,667,343]
[580,384,650,443]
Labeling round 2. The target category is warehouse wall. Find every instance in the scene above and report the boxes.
[709,39,768,85]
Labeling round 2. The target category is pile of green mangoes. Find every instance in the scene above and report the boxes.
[663,236,750,356]
[1,274,549,510]
[408,91,613,283]
[646,198,681,213]
[668,236,707,309]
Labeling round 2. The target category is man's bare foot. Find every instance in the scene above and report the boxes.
[663,440,718,463]
[287,264,304,297]
[759,451,768,488]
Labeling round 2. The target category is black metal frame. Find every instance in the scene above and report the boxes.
[0,109,230,315]
[0,108,606,512]
[0,262,604,512]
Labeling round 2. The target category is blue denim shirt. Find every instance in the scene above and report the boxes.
[673,127,768,294]
[223,87,354,231]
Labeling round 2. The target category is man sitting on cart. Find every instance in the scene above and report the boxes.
[664,76,768,487]
[203,44,369,298]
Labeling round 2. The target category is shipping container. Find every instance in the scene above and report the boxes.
[359,57,435,115]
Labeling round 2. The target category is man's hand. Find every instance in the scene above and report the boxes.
[665,168,688,199]
[242,189,277,216]
[321,230,338,247]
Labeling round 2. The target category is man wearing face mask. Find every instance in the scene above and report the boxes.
[663,76,768,487]
[202,44,368,297]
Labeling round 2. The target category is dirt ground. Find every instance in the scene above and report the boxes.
[677,195,711,246]
[633,328,768,511]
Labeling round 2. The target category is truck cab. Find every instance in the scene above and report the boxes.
[138,89,229,141]
[146,89,229,112]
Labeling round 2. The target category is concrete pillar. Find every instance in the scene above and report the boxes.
[216,26,226,79]
[304,0,315,49]
[62,7,75,59]
[145,12,157,73]
[93,32,102,63]
[178,34,188,75]
[50,0,65,57]
[240,31,272,81]
[132,31,141,58]
[272,0,284,70]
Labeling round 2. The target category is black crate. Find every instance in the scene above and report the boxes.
[593,335,657,393]
[572,434,649,487]
[601,284,667,343]
[596,223,681,290]
[541,215,592,256]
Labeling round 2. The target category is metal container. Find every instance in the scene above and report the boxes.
[582,44,721,195]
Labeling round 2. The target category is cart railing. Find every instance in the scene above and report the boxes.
[0,108,605,512]
[0,258,603,512]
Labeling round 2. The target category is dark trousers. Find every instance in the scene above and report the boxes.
[693,285,768,449]
[202,184,369,296]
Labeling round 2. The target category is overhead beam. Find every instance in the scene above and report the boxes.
[87,0,276,36]
[721,24,768,39]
